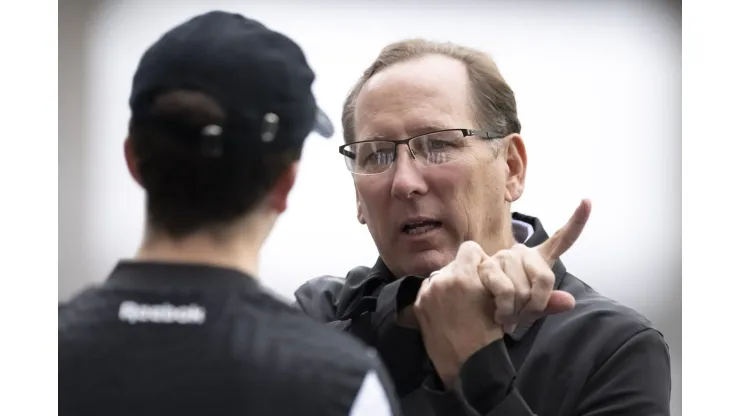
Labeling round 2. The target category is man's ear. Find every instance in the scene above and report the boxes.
[268,162,299,214]
[355,186,366,224]
[504,134,527,203]
[124,137,143,187]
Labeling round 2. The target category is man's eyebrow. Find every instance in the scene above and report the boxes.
[358,124,450,142]
[408,123,450,136]
[360,133,389,141]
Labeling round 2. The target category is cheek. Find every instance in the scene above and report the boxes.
[430,167,477,229]
[469,165,510,237]
[355,180,390,223]
[433,163,504,234]
[356,186,396,249]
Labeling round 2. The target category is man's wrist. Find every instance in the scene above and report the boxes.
[428,328,504,389]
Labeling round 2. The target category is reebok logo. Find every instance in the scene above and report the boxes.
[118,301,206,325]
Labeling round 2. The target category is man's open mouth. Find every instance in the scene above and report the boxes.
[401,220,442,235]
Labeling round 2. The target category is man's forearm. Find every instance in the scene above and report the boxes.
[422,339,536,416]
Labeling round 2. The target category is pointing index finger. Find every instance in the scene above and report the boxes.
[536,199,592,267]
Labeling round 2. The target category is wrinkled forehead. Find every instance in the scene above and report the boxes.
[353,55,475,142]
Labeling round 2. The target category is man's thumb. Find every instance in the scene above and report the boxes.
[544,290,576,315]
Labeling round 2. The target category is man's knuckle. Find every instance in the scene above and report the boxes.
[415,288,431,305]
[534,270,555,286]
[423,280,439,294]
[500,283,516,298]
[454,262,479,279]
[459,240,479,251]
[495,249,515,262]
[448,274,468,289]
[417,281,431,297]
[430,274,456,292]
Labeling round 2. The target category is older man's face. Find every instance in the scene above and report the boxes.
[352,54,526,278]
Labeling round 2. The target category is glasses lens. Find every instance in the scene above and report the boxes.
[410,130,466,166]
[343,141,396,175]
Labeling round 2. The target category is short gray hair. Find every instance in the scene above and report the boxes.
[341,39,521,144]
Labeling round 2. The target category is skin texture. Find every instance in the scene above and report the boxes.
[352,54,527,279]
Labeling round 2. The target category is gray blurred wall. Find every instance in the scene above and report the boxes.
[60,0,98,301]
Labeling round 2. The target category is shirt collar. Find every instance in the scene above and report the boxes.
[104,260,261,293]
[512,218,535,244]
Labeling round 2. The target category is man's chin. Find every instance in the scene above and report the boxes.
[400,250,451,277]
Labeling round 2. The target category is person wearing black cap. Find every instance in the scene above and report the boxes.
[58,11,401,416]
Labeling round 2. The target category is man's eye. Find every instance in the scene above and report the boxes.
[364,151,394,165]
[428,140,452,150]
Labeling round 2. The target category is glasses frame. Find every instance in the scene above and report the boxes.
[338,128,505,175]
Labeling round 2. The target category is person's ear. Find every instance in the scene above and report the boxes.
[124,137,143,187]
[268,162,299,214]
[504,134,527,202]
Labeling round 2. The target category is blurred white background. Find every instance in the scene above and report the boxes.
[59,0,680,414]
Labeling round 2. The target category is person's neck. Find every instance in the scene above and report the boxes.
[481,219,516,255]
[134,228,265,279]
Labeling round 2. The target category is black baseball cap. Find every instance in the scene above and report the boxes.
[129,11,333,155]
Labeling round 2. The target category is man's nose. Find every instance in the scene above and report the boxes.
[390,145,429,200]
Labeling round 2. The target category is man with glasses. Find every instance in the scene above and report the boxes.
[339,129,501,175]
[295,40,671,415]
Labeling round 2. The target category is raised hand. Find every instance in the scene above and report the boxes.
[478,199,592,333]
[397,200,592,385]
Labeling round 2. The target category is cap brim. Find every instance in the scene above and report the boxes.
[313,107,334,138]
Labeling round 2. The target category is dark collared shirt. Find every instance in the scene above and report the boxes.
[59,262,402,416]
[294,213,672,416]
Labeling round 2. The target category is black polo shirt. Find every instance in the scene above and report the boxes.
[293,213,672,416]
[59,262,402,416]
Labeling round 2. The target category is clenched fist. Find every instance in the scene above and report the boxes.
[413,241,501,386]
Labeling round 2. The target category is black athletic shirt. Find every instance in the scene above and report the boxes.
[59,261,402,416]
[293,213,672,416]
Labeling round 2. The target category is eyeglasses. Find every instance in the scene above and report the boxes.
[338,128,504,175]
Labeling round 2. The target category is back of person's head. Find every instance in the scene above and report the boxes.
[341,39,521,144]
[127,89,304,238]
[124,11,333,239]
